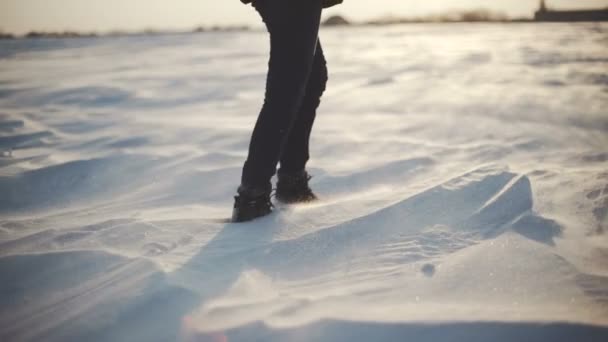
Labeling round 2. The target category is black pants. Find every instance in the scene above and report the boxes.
[241,0,327,187]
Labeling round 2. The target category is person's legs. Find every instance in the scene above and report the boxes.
[279,41,327,174]
[241,0,323,188]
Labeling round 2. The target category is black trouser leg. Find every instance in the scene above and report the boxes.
[279,42,327,174]
[241,0,323,187]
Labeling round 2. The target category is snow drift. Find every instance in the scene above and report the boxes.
[1,23,607,341]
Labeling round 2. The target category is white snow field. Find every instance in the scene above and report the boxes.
[1,23,607,341]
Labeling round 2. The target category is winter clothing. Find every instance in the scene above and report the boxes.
[276,169,318,203]
[240,0,343,9]
[240,0,327,188]
[233,0,328,222]
[232,183,273,222]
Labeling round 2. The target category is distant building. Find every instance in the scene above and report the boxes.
[535,0,608,22]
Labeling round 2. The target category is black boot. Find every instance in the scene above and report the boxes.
[232,183,273,223]
[276,170,317,204]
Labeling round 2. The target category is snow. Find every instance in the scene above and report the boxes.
[1,23,608,341]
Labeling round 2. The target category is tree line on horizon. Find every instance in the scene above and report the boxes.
[0,7,579,40]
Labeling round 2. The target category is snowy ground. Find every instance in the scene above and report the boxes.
[1,23,607,341]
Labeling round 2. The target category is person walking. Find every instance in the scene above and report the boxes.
[232,0,343,222]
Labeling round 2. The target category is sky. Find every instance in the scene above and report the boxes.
[1,0,608,34]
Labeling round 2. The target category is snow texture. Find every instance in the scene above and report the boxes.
[1,23,608,341]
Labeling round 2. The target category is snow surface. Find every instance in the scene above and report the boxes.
[1,23,608,341]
